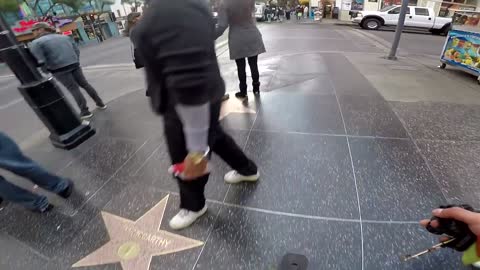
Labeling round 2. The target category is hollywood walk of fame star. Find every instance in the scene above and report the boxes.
[72,195,203,270]
[219,95,256,120]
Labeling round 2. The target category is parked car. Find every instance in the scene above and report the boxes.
[353,6,452,35]
[255,2,266,21]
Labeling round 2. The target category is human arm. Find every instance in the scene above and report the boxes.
[72,39,80,58]
[28,41,46,67]
[215,5,228,40]
[421,206,480,264]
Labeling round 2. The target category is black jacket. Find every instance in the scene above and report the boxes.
[132,0,225,114]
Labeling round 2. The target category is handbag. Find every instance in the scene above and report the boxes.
[131,43,145,69]
[133,48,145,69]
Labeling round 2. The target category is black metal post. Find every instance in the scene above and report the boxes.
[0,15,95,150]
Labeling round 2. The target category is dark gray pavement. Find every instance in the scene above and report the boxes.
[363,29,446,57]
[1,21,478,270]
[333,21,447,57]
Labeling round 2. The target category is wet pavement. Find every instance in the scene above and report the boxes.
[1,22,477,269]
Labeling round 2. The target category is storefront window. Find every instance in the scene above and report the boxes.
[438,0,477,17]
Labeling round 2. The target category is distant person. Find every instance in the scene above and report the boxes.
[0,132,74,213]
[216,0,266,98]
[285,7,291,20]
[265,5,273,22]
[296,6,303,20]
[29,22,106,120]
[304,5,309,19]
[126,12,144,70]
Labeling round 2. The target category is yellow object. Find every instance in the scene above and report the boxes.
[117,242,141,260]
[187,152,205,165]
[462,243,480,265]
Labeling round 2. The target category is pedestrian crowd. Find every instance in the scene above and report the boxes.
[262,5,310,23]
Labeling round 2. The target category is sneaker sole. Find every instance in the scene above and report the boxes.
[224,173,260,184]
[80,114,93,120]
[97,106,107,110]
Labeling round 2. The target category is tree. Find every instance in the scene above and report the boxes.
[121,0,143,12]
[54,0,84,14]
[0,0,20,12]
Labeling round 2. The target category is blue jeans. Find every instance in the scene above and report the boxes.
[0,132,69,211]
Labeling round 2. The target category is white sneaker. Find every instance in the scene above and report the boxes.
[96,104,107,110]
[224,170,260,184]
[169,206,208,230]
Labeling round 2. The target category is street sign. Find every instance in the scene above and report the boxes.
[63,30,72,35]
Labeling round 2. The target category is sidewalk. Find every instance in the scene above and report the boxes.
[1,22,477,270]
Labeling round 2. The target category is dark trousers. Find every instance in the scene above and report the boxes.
[54,67,104,114]
[235,56,259,94]
[0,132,68,210]
[163,102,257,211]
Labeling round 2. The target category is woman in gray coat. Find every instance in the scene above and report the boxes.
[216,0,266,98]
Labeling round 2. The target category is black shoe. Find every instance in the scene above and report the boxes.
[235,92,247,99]
[221,94,230,102]
[58,179,74,199]
[80,111,93,120]
[0,197,3,205]
[33,204,54,213]
[253,82,260,95]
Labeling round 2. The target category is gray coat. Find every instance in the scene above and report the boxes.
[30,33,80,71]
[215,1,266,60]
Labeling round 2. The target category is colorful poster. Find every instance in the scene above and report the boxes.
[351,0,363,11]
[441,30,480,74]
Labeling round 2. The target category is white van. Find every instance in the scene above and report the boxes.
[255,2,266,21]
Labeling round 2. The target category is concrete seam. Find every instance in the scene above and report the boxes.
[327,68,365,270]
[71,139,150,216]
[192,93,261,270]
[390,109,451,203]
[132,144,162,176]
[147,186,422,224]
[350,28,391,53]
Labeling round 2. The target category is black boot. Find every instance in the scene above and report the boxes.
[235,92,247,99]
[236,83,248,99]
[253,82,260,95]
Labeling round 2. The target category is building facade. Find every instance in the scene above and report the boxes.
[4,0,119,44]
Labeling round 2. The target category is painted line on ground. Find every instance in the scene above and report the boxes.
[0,74,14,79]
[0,98,23,110]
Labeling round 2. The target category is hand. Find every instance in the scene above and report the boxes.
[420,207,480,240]
[182,155,208,180]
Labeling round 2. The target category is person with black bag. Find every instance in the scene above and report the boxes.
[132,0,260,230]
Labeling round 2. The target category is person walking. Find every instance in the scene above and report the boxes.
[278,7,285,22]
[265,5,272,22]
[216,0,266,99]
[0,132,74,213]
[296,5,303,20]
[126,12,144,69]
[29,22,107,120]
[133,0,259,230]
[304,5,309,19]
